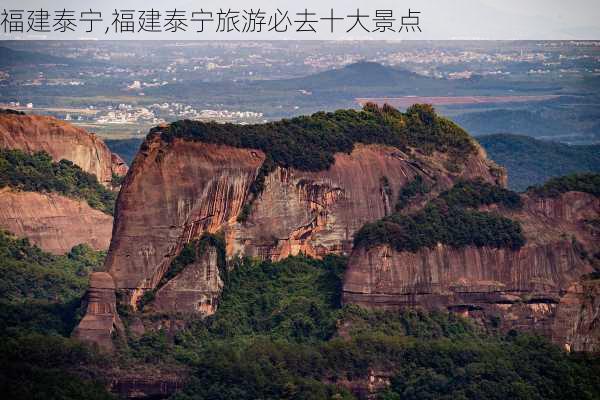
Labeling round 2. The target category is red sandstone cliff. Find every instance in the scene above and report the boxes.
[552,280,600,352]
[68,111,600,357]
[0,188,113,254]
[152,245,223,315]
[0,112,128,186]
[73,272,124,352]
[342,191,600,351]
[0,112,121,253]
[104,133,501,309]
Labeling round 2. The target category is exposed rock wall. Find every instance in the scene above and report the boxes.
[0,188,113,254]
[73,272,124,352]
[552,280,600,353]
[0,112,127,186]
[151,245,223,315]
[105,135,501,308]
[228,145,500,260]
[343,191,600,348]
[105,137,265,297]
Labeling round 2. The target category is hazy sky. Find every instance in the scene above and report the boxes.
[1,0,599,40]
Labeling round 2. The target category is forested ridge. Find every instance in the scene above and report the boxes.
[159,103,476,172]
[1,105,599,399]
[355,179,526,251]
[156,103,477,222]
[0,148,116,215]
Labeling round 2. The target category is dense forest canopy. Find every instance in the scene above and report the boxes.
[143,255,598,400]
[0,230,112,399]
[528,173,600,198]
[0,230,105,304]
[477,134,600,191]
[0,149,116,215]
[158,103,476,172]
[1,198,598,399]
[355,179,526,251]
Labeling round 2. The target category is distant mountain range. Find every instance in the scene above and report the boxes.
[0,46,75,67]
[142,61,563,118]
[261,61,431,90]
[477,134,600,191]
[455,107,600,143]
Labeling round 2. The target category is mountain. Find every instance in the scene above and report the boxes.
[345,175,600,352]
[0,46,75,67]
[0,111,124,253]
[100,104,499,300]
[75,104,599,358]
[1,104,597,399]
[0,110,128,187]
[265,61,432,90]
[478,134,600,191]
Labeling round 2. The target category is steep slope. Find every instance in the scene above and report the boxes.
[343,176,600,352]
[0,148,116,253]
[478,133,600,191]
[0,188,112,254]
[103,105,503,309]
[0,111,123,253]
[0,109,128,187]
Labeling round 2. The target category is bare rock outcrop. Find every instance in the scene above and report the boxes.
[151,245,223,315]
[0,111,128,186]
[0,188,113,254]
[73,272,124,352]
[105,137,265,300]
[104,133,501,308]
[552,280,600,353]
[342,191,600,348]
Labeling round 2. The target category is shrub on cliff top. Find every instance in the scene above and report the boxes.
[354,180,525,251]
[395,175,430,211]
[158,233,227,291]
[157,103,476,172]
[528,172,600,198]
[439,178,523,209]
[0,148,116,215]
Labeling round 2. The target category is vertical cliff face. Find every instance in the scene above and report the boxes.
[105,131,501,309]
[0,188,113,254]
[342,191,600,348]
[0,111,122,253]
[230,144,502,261]
[73,272,124,352]
[553,280,600,352]
[151,245,223,315]
[105,136,265,301]
[0,112,127,186]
